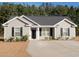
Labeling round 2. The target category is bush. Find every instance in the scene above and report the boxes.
[7,37,14,42]
[7,35,28,42]
[21,35,28,41]
[15,37,20,42]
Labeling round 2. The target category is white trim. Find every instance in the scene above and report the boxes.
[53,18,77,27]
[31,25,54,28]
[2,16,30,26]
[28,27,31,40]
[2,16,19,26]
[64,18,77,27]
[20,15,40,26]
[2,15,77,28]
[37,27,39,40]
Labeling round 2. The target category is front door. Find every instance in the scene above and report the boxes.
[31,28,36,39]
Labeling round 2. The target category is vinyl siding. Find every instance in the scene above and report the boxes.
[54,20,76,39]
[4,18,30,40]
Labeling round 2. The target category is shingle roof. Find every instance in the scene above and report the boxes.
[27,16,71,25]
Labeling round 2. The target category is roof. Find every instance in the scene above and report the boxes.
[2,15,77,27]
[26,16,71,25]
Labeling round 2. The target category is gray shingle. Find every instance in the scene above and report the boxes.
[27,16,71,25]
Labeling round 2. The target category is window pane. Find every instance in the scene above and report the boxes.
[42,28,50,36]
[63,28,69,36]
[14,27,20,36]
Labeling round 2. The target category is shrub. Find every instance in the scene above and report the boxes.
[7,37,14,42]
[21,35,28,41]
[15,37,20,42]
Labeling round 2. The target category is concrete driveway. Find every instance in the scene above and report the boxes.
[27,40,79,57]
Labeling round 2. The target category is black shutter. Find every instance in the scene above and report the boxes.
[12,27,14,36]
[68,28,70,36]
[50,28,52,36]
[39,28,42,36]
[20,27,23,36]
[61,28,63,36]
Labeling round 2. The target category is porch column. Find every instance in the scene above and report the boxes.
[54,27,57,39]
[29,27,31,40]
[37,27,39,40]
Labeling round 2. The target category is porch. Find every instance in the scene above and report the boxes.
[30,26,73,40]
[30,27,55,40]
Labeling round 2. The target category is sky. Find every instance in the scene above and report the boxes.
[1,2,79,7]
[26,2,79,7]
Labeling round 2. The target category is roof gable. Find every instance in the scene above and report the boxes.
[2,16,29,26]
[53,18,77,27]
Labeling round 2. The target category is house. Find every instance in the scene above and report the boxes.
[2,15,77,40]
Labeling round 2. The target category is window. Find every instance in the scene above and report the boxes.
[61,28,63,36]
[66,28,70,36]
[64,28,67,36]
[42,28,46,36]
[14,27,20,36]
[13,27,23,36]
[61,28,70,36]
[46,28,49,36]
[42,28,50,36]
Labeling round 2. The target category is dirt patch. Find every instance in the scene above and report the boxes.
[0,40,31,57]
[75,36,79,41]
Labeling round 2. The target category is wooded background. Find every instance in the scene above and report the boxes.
[0,2,79,36]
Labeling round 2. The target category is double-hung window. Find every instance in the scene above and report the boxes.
[12,27,22,37]
[14,27,21,36]
[42,28,49,36]
[61,28,70,36]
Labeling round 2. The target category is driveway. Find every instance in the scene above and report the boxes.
[27,40,79,57]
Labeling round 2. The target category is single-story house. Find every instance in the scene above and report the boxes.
[2,15,77,40]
